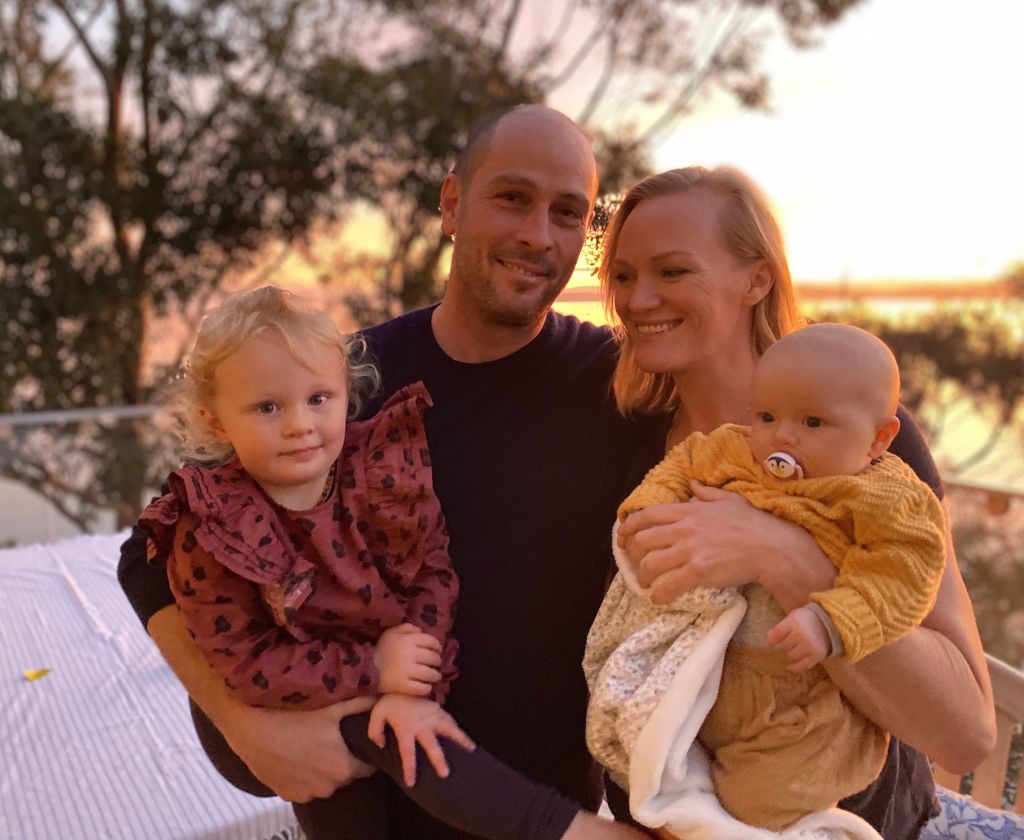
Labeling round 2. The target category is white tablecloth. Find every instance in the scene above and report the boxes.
[0,532,300,840]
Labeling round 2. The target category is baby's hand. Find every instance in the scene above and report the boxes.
[368,694,475,786]
[374,623,443,696]
[765,606,830,671]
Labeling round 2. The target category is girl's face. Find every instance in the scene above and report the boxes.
[609,188,770,378]
[202,333,349,510]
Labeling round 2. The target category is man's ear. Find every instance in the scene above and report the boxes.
[440,173,461,238]
[869,414,901,458]
[741,260,773,306]
[198,405,229,443]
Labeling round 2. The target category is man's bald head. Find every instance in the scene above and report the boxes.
[452,104,598,199]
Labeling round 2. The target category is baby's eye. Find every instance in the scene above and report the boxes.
[256,402,278,415]
[309,394,328,407]
[756,411,774,423]
[805,416,823,428]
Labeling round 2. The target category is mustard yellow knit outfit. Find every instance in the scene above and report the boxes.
[618,423,946,830]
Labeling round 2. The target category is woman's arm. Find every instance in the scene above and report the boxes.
[820,504,995,773]
[620,486,996,771]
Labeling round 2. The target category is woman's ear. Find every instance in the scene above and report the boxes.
[440,173,461,238]
[869,415,901,458]
[198,405,229,443]
[742,260,773,306]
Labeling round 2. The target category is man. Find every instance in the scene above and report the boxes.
[120,104,660,839]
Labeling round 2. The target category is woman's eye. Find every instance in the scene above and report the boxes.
[662,267,688,279]
[611,270,633,284]
[805,416,823,428]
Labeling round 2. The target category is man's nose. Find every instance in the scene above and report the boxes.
[516,206,554,251]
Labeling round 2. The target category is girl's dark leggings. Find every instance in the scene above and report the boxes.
[189,700,581,840]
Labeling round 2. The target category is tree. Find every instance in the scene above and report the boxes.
[807,301,1024,479]
[306,0,868,323]
[1,0,865,530]
[1,0,350,527]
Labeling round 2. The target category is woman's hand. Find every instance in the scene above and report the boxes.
[618,482,835,608]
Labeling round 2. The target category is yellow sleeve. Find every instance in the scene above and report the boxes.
[810,462,947,662]
[617,426,754,520]
[617,437,699,519]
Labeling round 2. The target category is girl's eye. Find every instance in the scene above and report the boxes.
[309,394,328,407]
[806,416,823,428]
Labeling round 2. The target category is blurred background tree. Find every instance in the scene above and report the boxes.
[0,0,865,526]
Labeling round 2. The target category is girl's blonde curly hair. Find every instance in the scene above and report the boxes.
[179,286,380,464]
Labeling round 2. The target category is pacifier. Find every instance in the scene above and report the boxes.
[763,451,803,480]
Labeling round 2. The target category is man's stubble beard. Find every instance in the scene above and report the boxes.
[452,250,569,329]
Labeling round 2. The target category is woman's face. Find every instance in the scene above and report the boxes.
[609,188,768,376]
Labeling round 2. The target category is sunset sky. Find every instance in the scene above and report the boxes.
[634,0,1024,284]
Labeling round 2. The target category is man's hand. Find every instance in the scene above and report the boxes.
[766,606,830,671]
[221,695,377,803]
[367,694,475,787]
[374,623,443,696]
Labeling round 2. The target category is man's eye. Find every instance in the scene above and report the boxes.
[497,192,523,203]
[805,416,823,428]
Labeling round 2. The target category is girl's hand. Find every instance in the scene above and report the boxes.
[374,623,443,696]
[619,482,835,609]
[368,694,475,786]
[766,606,830,671]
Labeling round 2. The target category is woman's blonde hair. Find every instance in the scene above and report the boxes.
[598,166,804,415]
[179,286,380,463]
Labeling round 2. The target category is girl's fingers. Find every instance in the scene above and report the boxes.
[417,732,450,780]
[414,649,443,668]
[397,733,418,787]
[367,705,386,747]
[413,634,443,653]
[410,665,442,684]
[436,717,476,752]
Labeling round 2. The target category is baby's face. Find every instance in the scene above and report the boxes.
[750,356,883,480]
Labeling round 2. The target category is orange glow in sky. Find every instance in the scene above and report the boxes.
[643,0,1024,283]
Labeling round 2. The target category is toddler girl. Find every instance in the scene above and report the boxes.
[140,287,582,840]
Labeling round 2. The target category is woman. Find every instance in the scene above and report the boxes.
[597,166,996,839]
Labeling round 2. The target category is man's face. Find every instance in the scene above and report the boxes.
[440,111,598,328]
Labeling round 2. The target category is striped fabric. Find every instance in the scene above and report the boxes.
[0,532,301,840]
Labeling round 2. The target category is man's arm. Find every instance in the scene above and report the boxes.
[147,604,375,802]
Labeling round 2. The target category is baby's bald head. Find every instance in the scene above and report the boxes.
[760,323,900,421]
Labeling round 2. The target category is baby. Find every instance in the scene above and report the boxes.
[585,323,947,836]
